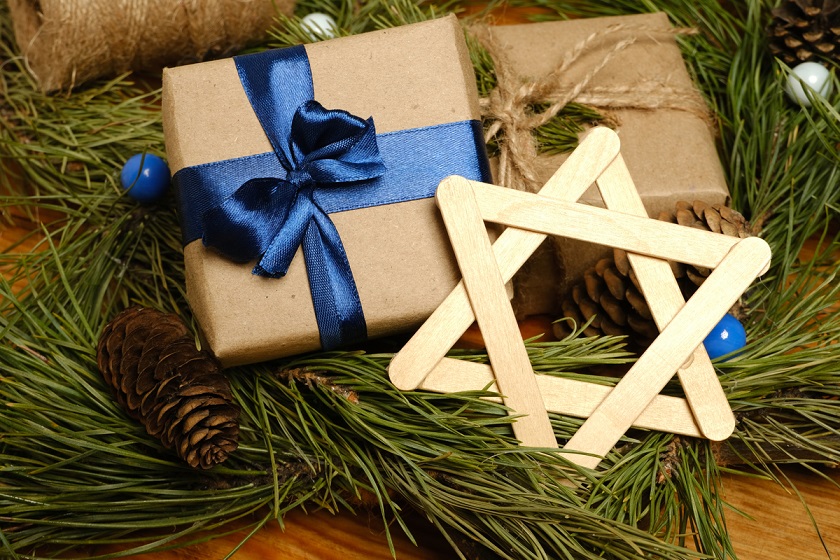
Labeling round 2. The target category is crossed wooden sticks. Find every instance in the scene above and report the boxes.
[388,128,770,470]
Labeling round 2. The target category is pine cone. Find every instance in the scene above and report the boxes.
[97,307,239,469]
[768,0,840,65]
[555,200,751,350]
[555,257,659,349]
[636,200,751,288]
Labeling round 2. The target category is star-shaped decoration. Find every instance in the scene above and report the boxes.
[388,128,771,470]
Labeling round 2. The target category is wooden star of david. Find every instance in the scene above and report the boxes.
[387,127,771,470]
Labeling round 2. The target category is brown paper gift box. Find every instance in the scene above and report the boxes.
[488,13,730,316]
[162,15,486,366]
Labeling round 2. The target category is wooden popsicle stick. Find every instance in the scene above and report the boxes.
[470,184,739,270]
[388,127,621,390]
[563,236,771,470]
[419,357,702,437]
[436,176,557,448]
[595,156,735,441]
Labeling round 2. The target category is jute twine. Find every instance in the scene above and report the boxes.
[8,0,295,92]
[474,23,712,194]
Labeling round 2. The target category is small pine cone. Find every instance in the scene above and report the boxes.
[768,0,840,65]
[97,307,239,469]
[554,257,659,349]
[555,200,751,350]
[636,200,751,288]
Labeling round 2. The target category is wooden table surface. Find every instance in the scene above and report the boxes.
[3,3,839,559]
[101,468,840,559]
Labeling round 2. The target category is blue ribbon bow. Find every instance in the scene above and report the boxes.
[201,100,385,349]
[203,100,386,277]
[174,45,491,352]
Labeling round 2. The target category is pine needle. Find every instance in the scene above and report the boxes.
[1,0,840,558]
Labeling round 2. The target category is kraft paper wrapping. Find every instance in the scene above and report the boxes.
[162,15,484,366]
[488,13,729,316]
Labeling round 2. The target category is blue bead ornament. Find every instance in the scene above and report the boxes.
[703,313,746,360]
[120,153,170,203]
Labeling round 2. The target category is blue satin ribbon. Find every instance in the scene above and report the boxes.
[175,45,491,350]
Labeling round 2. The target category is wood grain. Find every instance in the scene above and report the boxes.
[563,237,772,469]
[444,157,771,466]
[95,469,840,559]
[388,127,620,390]
[93,509,449,560]
[419,149,746,442]
[593,156,735,441]
[435,175,557,447]
[471,182,741,269]
[419,357,702,436]
[721,468,840,559]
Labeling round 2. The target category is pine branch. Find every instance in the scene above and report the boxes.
[1,0,840,558]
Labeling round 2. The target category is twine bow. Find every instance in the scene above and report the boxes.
[474,23,711,194]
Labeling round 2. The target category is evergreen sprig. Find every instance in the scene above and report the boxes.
[1,0,839,558]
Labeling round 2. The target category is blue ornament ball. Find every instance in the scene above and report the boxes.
[120,153,170,204]
[703,313,746,360]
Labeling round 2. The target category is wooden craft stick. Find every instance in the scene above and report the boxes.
[419,357,702,437]
[388,127,620,390]
[470,184,739,270]
[436,176,557,448]
[595,156,735,441]
[563,237,771,470]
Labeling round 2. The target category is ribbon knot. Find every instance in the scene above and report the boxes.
[201,99,386,348]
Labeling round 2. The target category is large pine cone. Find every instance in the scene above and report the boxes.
[97,307,239,469]
[768,0,840,65]
[555,201,751,350]
[555,257,660,350]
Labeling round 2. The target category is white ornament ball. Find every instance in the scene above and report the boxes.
[785,62,833,107]
[301,12,337,41]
